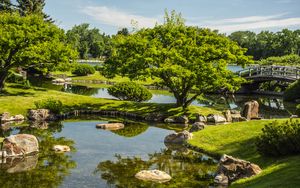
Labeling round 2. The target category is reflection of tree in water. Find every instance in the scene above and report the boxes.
[0,121,77,188]
[95,149,217,188]
[63,85,99,96]
[111,122,149,137]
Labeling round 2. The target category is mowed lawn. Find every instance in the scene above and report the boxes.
[188,119,300,188]
[0,84,220,119]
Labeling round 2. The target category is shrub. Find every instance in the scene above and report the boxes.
[72,64,95,76]
[34,98,63,114]
[108,82,152,102]
[6,71,24,83]
[284,80,300,102]
[256,120,300,156]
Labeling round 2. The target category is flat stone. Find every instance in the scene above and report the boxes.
[52,145,70,152]
[207,114,227,124]
[135,170,172,183]
[96,123,125,130]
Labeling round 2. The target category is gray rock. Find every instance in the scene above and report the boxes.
[164,130,193,144]
[0,112,11,122]
[164,115,189,124]
[96,123,125,130]
[242,100,260,120]
[28,109,56,121]
[13,114,25,121]
[135,170,172,183]
[189,122,205,132]
[207,114,227,124]
[2,134,39,157]
[223,110,232,122]
[214,173,229,185]
[195,114,207,122]
[215,154,262,184]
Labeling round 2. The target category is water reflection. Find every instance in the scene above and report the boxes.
[95,148,217,188]
[111,122,149,137]
[0,121,76,188]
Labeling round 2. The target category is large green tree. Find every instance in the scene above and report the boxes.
[66,23,111,59]
[104,11,251,108]
[0,13,77,91]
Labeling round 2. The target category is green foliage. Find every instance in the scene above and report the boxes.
[284,80,300,102]
[108,82,152,102]
[34,98,63,114]
[104,10,251,107]
[72,64,96,76]
[256,120,300,156]
[0,13,77,91]
[6,71,24,83]
[229,29,300,60]
[66,23,111,59]
[257,54,300,66]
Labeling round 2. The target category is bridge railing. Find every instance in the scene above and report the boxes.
[238,65,300,80]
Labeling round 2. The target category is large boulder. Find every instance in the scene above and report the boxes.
[189,122,205,132]
[1,134,39,157]
[214,154,262,185]
[241,100,260,120]
[164,130,193,144]
[135,170,172,183]
[96,123,125,130]
[207,114,227,124]
[28,109,56,121]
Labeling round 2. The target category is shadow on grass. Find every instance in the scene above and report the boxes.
[0,89,34,97]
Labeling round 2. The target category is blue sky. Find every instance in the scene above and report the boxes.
[44,0,300,34]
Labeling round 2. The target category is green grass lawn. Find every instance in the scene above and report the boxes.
[0,84,220,119]
[188,119,300,188]
[52,71,157,85]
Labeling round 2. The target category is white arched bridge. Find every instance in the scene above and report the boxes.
[237,65,300,82]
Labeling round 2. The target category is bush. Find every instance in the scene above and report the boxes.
[256,120,300,156]
[6,71,24,83]
[108,82,152,102]
[72,64,95,76]
[34,98,63,114]
[284,80,300,102]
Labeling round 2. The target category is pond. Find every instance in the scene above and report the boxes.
[0,117,217,188]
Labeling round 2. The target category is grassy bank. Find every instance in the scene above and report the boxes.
[52,71,157,85]
[0,84,220,119]
[188,120,300,188]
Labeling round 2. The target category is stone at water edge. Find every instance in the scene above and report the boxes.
[52,145,71,152]
[214,154,262,185]
[96,123,125,130]
[195,114,207,123]
[1,134,39,157]
[223,110,232,122]
[214,173,229,185]
[0,113,25,122]
[28,109,56,121]
[242,100,260,120]
[135,170,172,183]
[207,114,227,124]
[52,78,65,83]
[164,130,193,144]
[189,122,205,132]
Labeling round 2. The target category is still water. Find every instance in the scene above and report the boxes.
[0,118,217,188]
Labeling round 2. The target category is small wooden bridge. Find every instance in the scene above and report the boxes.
[237,65,300,82]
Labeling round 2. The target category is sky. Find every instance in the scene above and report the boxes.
[43,0,300,35]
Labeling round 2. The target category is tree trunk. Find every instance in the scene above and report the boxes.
[0,69,9,92]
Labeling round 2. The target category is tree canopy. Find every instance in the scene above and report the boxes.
[104,11,252,108]
[229,29,300,60]
[66,23,111,59]
[0,13,77,91]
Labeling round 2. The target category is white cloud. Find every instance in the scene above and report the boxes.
[187,14,300,32]
[82,6,159,28]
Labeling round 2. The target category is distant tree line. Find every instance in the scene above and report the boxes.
[66,24,112,59]
[228,29,300,60]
